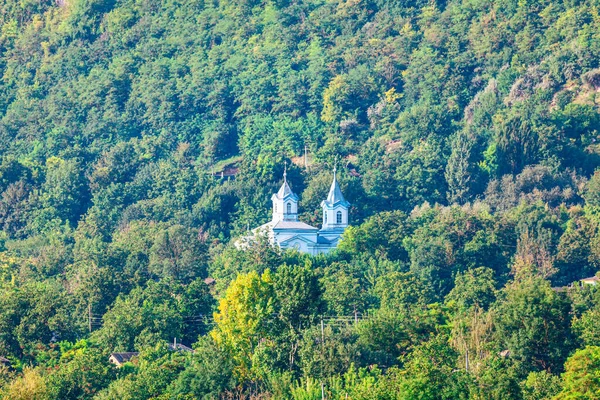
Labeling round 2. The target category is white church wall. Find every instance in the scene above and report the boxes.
[245,169,350,256]
[322,205,347,230]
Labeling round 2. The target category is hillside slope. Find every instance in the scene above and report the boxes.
[1,0,600,398]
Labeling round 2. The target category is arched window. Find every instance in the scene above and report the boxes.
[324,212,327,223]
[336,211,342,224]
[287,203,292,214]
[274,204,277,213]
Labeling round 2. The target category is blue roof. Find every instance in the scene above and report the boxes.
[273,220,318,230]
[277,180,297,199]
[274,169,299,201]
[323,171,349,207]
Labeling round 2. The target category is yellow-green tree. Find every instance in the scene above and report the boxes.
[211,270,275,380]
[1,367,49,400]
[554,346,600,400]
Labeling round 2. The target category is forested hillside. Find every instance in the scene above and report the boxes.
[1,0,600,398]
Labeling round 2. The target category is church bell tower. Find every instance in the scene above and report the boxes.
[320,167,350,231]
[271,163,299,222]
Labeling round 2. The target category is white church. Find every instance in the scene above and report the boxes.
[240,167,350,255]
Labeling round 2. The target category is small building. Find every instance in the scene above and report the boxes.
[0,357,10,369]
[203,277,215,286]
[581,276,599,286]
[239,166,350,255]
[168,343,194,353]
[499,349,511,358]
[109,352,139,367]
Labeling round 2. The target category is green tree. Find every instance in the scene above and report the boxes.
[554,346,600,400]
[163,337,236,399]
[337,211,410,262]
[397,335,472,400]
[39,157,88,227]
[493,277,574,375]
[521,370,561,400]
[445,132,473,205]
[273,264,322,331]
[94,344,187,400]
[446,267,497,313]
[93,279,209,352]
[45,340,116,400]
[321,265,367,316]
[148,224,208,282]
[584,170,600,208]
[572,305,600,347]
[298,324,360,380]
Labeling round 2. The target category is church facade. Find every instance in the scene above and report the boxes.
[241,168,350,255]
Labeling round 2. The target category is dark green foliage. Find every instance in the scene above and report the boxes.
[0,0,599,397]
[493,277,575,375]
[92,278,213,352]
[554,346,600,399]
[0,280,79,359]
[94,344,188,399]
[163,337,236,399]
[298,324,360,380]
[584,169,600,207]
[446,267,497,312]
[273,264,323,331]
[397,335,473,400]
[44,340,116,400]
[520,370,561,400]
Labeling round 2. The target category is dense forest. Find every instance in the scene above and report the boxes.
[0,0,600,398]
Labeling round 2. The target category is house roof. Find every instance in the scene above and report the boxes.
[204,277,215,285]
[169,343,194,352]
[499,349,511,358]
[109,352,138,365]
[581,276,599,285]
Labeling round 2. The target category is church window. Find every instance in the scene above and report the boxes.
[336,211,342,224]
[287,203,292,214]
[275,204,277,213]
[324,212,327,223]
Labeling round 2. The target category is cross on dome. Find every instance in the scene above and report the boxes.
[276,161,297,200]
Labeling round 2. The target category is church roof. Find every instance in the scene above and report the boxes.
[276,180,298,200]
[317,236,334,244]
[272,220,318,231]
[323,169,350,207]
[274,166,299,201]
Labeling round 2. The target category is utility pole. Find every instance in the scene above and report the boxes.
[304,144,308,168]
[88,304,92,333]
